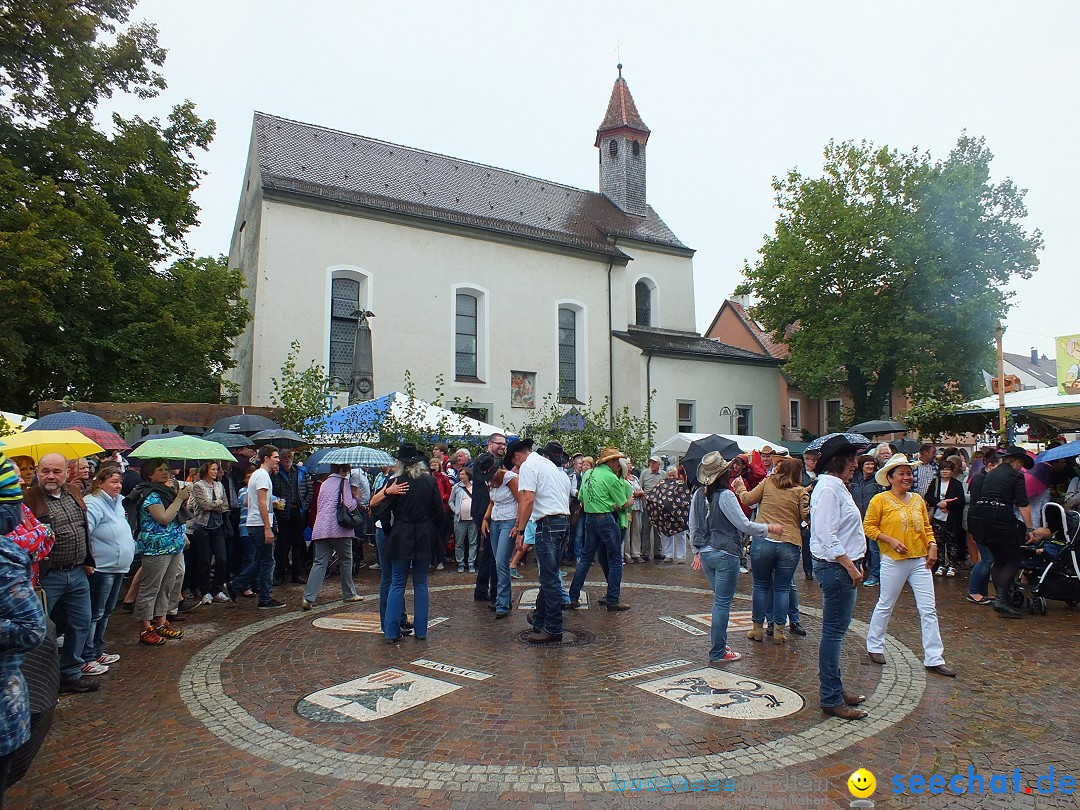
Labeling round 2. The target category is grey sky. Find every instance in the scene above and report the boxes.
[119,0,1078,358]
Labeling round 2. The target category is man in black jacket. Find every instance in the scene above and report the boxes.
[272,450,307,584]
[471,433,506,605]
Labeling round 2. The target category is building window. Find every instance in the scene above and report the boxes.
[455,292,478,379]
[826,399,843,433]
[735,406,752,436]
[789,399,801,430]
[558,307,577,401]
[635,280,652,327]
[453,402,492,424]
[329,277,360,383]
[677,401,695,433]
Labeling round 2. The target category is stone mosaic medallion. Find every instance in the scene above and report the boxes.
[637,667,804,720]
[685,610,754,631]
[312,614,448,633]
[295,668,460,723]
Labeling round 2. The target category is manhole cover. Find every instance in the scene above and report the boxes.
[515,628,595,648]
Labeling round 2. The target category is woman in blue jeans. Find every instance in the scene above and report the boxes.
[807,436,868,720]
[481,466,519,618]
[690,453,779,664]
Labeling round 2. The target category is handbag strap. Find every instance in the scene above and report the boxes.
[338,476,347,507]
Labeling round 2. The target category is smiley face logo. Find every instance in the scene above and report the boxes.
[848,768,876,798]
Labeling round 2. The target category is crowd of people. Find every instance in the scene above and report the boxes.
[0,425,1077,802]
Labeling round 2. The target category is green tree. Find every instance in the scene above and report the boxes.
[506,395,656,465]
[269,341,333,442]
[739,135,1042,422]
[0,1,248,411]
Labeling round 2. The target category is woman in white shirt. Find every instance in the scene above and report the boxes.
[482,466,520,618]
[450,469,479,573]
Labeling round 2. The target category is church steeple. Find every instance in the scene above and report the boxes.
[595,64,650,217]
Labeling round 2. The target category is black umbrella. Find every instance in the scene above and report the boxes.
[681,435,743,478]
[848,419,907,436]
[131,430,185,447]
[892,438,920,456]
[250,428,309,449]
[204,433,255,449]
[205,414,280,436]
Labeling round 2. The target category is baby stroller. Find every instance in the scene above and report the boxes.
[1014,502,1080,615]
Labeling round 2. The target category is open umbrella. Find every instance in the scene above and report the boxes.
[27,410,115,432]
[250,428,309,449]
[680,435,743,478]
[66,426,130,452]
[205,414,280,436]
[204,433,255,449]
[645,477,691,537]
[847,419,907,436]
[129,435,236,461]
[1036,440,1080,464]
[805,432,872,452]
[320,445,395,469]
[131,431,185,447]
[0,430,105,461]
[892,438,921,457]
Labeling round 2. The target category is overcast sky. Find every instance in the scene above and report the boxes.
[118,0,1078,359]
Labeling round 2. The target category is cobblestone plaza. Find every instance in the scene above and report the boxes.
[9,563,1077,809]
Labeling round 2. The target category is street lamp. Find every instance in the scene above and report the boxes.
[718,406,736,434]
[326,376,348,411]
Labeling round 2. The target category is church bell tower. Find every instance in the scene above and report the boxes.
[595,64,650,217]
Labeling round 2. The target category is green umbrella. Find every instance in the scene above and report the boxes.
[129,435,236,461]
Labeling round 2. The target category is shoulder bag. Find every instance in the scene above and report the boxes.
[336,477,366,530]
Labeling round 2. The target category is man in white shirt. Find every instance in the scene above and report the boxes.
[508,439,570,643]
[227,445,286,609]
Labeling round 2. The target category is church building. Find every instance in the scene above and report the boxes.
[226,68,782,443]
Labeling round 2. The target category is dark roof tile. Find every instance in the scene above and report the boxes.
[613,328,784,365]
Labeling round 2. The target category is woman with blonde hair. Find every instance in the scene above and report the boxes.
[738,457,807,643]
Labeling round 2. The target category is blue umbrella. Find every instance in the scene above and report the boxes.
[320,446,395,469]
[805,432,872,452]
[299,447,337,475]
[28,411,115,432]
[1036,440,1080,464]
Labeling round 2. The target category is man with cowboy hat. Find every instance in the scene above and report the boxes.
[567,446,635,612]
[506,438,572,643]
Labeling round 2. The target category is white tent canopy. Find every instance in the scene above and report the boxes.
[313,392,505,444]
[958,388,1080,432]
[652,432,787,458]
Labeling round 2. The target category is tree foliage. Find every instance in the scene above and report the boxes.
[0,1,249,411]
[739,135,1042,422]
[270,341,333,442]
[505,395,656,465]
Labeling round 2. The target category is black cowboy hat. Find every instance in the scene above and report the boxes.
[394,443,427,464]
[999,445,1035,470]
[503,438,534,469]
[814,435,862,476]
[538,440,569,466]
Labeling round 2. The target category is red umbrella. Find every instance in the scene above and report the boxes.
[68,426,130,452]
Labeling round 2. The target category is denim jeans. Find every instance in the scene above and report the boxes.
[700,548,741,661]
[84,571,125,662]
[531,515,568,635]
[491,519,515,613]
[969,542,994,597]
[454,519,478,569]
[571,511,586,560]
[750,539,802,626]
[41,567,92,680]
[570,513,623,604]
[238,531,256,572]
[303,537,357,603]
[233,529,276,605]
[813,560,858,708]
[386,558,429,640]
[375,527,406,632]
[190,524,228,596]
[865,536,881,580]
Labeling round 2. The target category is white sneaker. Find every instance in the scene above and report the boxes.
[200,593,213,605]
[214,592,230,603]
[436,563,444,570]
[368,562,380,570]
[81,661,109,676]
[97,653,120,665]
[946,567,956,577]
[739,566,749,574]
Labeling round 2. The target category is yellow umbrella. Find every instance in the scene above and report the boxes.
[0,429,105,461]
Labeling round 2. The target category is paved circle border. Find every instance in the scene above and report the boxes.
[179,581,926,793]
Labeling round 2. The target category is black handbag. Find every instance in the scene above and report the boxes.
[335,477,366,530]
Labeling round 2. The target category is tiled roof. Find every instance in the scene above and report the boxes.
[613,328,784,365]
[595,73,650,142]
[254,113,689,259]
[1002,352,1057,387]
[724,299,790,359]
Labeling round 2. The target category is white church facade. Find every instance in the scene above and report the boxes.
[226,68,782,443]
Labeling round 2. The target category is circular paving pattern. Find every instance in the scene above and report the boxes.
[180,581,926,793]
[515,627,596,647]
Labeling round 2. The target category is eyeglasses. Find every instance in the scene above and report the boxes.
[490,441,506,447]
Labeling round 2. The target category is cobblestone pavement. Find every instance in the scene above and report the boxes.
[8,559,1080,810]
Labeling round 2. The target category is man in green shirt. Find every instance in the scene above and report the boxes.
[567,447,634,611]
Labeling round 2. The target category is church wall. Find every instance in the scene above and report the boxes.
[242,200,615,424]
[613,243,696,333]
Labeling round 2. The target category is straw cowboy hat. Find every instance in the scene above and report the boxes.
[875,454,922,487]
[597,446,628,466]
[696,451,734,485]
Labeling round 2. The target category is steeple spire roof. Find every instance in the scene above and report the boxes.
[595,64,650,147]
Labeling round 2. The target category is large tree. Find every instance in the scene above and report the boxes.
[0,1,249,412]
[738,135,1042,424]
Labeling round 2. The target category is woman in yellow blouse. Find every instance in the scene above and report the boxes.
[863,454,957,677]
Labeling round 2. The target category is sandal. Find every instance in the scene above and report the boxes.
[966,594,989,605]
[140,628,166,646]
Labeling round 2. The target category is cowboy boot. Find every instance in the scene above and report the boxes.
[773,624,787,644]
[746,622,764,642]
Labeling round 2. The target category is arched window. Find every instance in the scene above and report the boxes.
[558,307,577,401]
[456,292,478,378]
[635,279,654,327]
[329,277,360,384]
